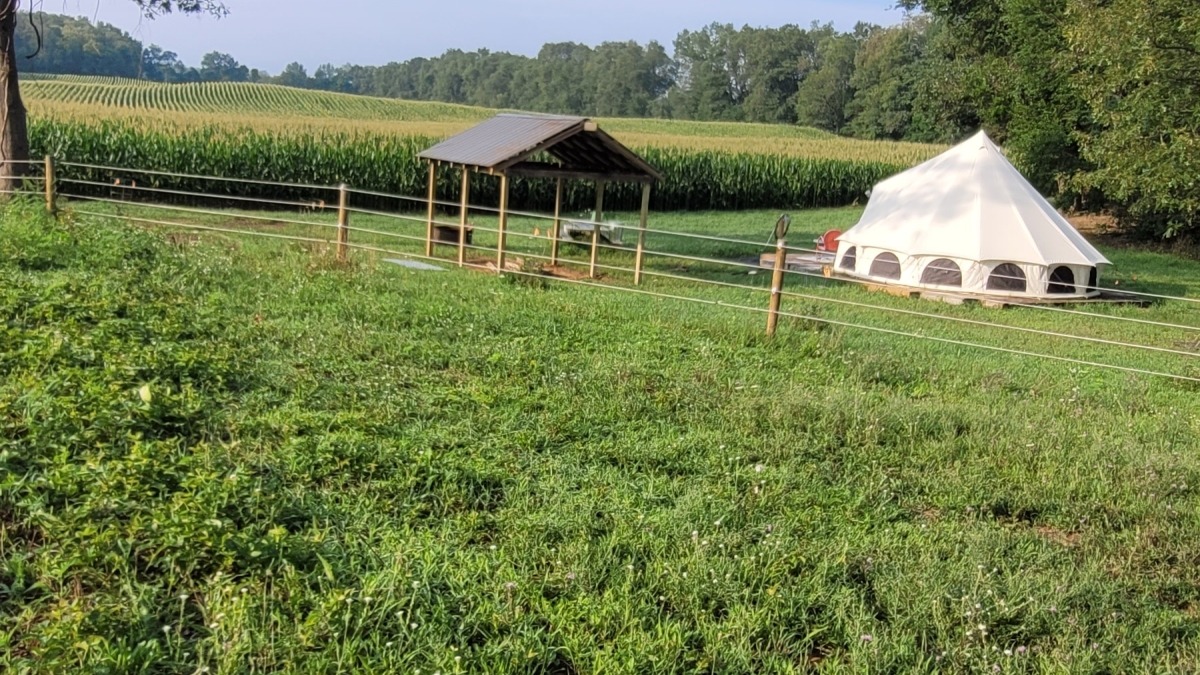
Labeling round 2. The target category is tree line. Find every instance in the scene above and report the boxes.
[16,6,1200,236]
[15,14,266,83]
[8,13,970,142]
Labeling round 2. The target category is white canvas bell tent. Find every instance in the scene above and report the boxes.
[834,130,1110,299]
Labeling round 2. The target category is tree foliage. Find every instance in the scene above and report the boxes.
[200,51,248,81]
[16,14,142,77]
[846,17,929,141]
[795,27,864,133]
[1,1,227,190]
[277,61,309,88]
[1065,0,1200,236]
[904,0,1199,234]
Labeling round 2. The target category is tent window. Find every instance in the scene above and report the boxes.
[869,252,901,280]
[1088,267,1098,293]
[1048,266,1076,294]
[987,264,1026,292]
[921,258,963,287]
[840,246,857,271]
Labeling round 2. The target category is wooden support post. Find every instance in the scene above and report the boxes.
[458,169,470,268]
[336,184,349,261]
[590,180,605,278]
[43,155,55,214]
[634,183,651,285]
[425,162,436,257]
[496,173,509,273]
[766,237,787,336]
[550,177,563,267]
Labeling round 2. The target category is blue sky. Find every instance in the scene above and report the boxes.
[70,0,906,73]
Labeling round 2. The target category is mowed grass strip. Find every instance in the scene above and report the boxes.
[3,201,1200,672]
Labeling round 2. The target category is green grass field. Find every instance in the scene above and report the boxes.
[4,198,1200,673]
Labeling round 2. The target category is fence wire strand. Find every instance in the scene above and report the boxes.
[70,208,1200,384]
[59,161,338,193]
[60,177,334,210]
[58,183,1200,356]
[39,166,1200,345]
[58,193,341,231]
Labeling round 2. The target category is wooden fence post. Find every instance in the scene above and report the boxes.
[496,173,509,273]
[590,180,605,278]
[44,155,55,214]
[634,183,651,285]
[458,168,470,268]
[336,184,349,261]
[550,177,563,267]
[425,162,436,257]
[766,236,787,336]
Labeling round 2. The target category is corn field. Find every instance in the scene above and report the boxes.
[21,74,489,122]
[30,118,904,212]
[21,74,944,166]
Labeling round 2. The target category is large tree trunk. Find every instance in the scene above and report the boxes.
[0,0,30,193]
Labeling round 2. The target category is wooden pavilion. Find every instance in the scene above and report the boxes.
[417,113,661,281]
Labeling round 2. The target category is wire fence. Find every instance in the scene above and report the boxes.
[7,156,1200,385]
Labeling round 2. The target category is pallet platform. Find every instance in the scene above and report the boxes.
[842,276,1152,308]
[758,252,835,274]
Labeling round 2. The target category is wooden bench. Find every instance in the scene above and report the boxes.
[559,220,624,246]
[433,224,473,246]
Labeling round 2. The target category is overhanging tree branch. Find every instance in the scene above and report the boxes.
[25,0,42,59]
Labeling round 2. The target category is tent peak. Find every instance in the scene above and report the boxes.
[965,129,999,151]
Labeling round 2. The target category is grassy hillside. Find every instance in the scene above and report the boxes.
[20,74,942,165]
[4,201,1200,672]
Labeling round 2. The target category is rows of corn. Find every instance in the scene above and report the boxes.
[31,119,904,212]
[22,75,496,123]
[20,75,945,165]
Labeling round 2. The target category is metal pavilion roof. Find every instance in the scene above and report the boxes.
[418,113,661,184]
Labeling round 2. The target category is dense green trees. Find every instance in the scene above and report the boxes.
[15,14,142,77]
[277,62,309,88]
[795,28,863,133]
[199,51,248,82]
[1064,0,1200,236]
[142,45,193,82]
[846,17,930,141]
[901,0,1199,235]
